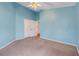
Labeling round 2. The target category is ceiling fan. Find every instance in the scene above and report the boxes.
[28,2,41,10]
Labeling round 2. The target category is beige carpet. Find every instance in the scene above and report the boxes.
[0,37,78,56]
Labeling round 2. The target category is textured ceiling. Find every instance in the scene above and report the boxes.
[18,2,76,12]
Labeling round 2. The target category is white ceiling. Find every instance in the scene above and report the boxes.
[18,2,76,12]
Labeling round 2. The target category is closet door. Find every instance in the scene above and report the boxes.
[24,19,39,37]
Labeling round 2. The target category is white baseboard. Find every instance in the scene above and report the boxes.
[0,36,36,50]
[77,47,79,54]
[40,36,79,53]
[0,37,25,50]
[15,36,36,40]
[15,37,25,40]
[0,39,16,50]
[40,36,77,47]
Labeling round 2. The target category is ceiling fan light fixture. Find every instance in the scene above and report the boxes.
[28,2,41,10]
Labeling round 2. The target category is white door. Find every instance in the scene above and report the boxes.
[24,19,39,37]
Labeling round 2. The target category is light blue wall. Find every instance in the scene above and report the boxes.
[0,2,37,48]
[40,6,77,45]
[0,2,15,48]
[15,3,37,39]
[76,3,79,49]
